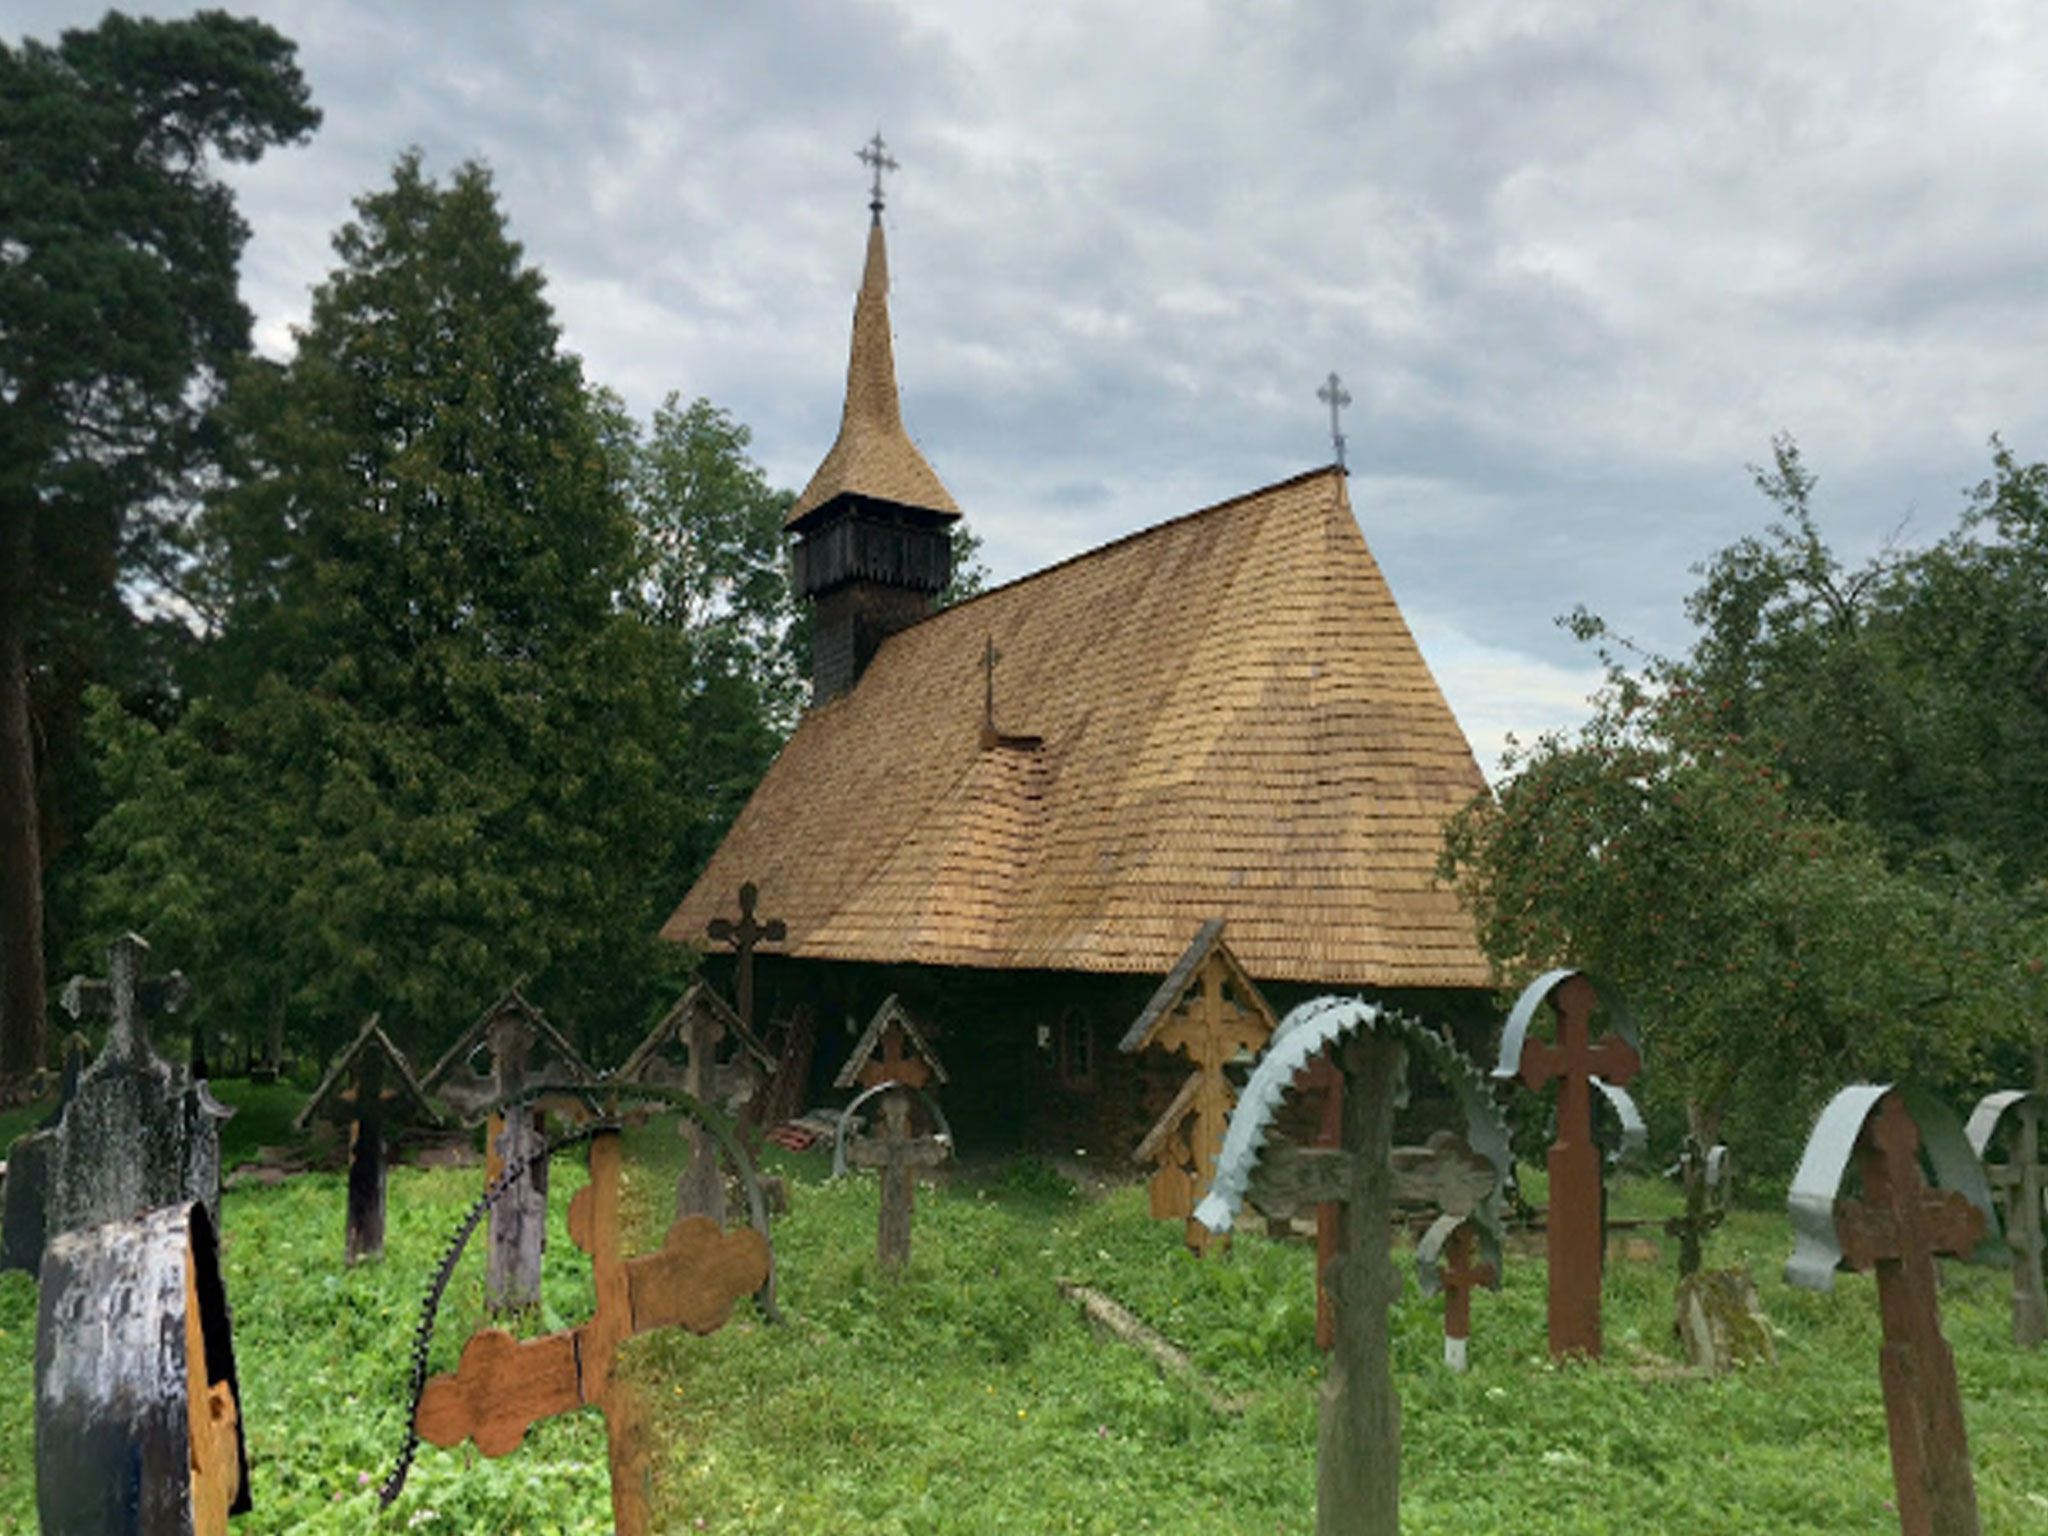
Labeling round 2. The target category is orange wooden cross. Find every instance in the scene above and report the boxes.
[1432,1221,1497,1372]
[1833,1093,1984,1536]
[416,1131,770,1535]
[858,1020,932,1092]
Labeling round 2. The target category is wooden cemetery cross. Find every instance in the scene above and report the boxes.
[416,1130,771,1536]
[834,996,951,1272]
[1664,1135,1732,1279]
[1788,1086,2001,1536]
[617,982,775,1224]
[1965,1089,2046,1349]
[1493,969,1640,1359]
[1199,998,1510,1536]
[423,987,595,1309]
[1121,920,1276,1254]
[1417,1212,1497,1373]
[2,933,230,1280]
[295,1016,440,1265]
[706,881,786,1036]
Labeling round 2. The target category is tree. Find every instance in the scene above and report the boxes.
[1441,438,2048,1179]
[79,156,690,1070]
[0,11,317,1095]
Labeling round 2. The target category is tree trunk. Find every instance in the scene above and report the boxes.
[0,499,48,1099]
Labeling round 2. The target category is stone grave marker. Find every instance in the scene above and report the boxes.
[617,981,775,1223]
[1787,1084,2003,1536]
[1964,1088,2046,1349]
[0,933,230,1279]
[422,986,594,1309]
[295,1016,441,1264]
[1121,920,1275,1253]
[833,994,952,1272]
[411,1129,770,1536]
[1493,968,1641,1359]
[1198,997,1509,1536]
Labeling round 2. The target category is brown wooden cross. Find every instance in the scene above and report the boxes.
[417,1131,770,1536]
[1428,1218,1496,1373]
[61,931,190,1062]
[845,1089,950,1273]
[1972,1093,2046,1349]
[706,882,785,1033]
[1507,973,1639,1358]
[1833,1093,1985,1536]
[858,1019,932,1092]
[1151,959,1270,1251]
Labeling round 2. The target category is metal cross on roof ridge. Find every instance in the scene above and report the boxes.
[1317,370,1352,470]
[858,131,898,216]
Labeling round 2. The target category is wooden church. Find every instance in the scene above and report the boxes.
[662,165,1492,1154]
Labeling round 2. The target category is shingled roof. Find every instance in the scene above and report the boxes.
[662,465,1489,988]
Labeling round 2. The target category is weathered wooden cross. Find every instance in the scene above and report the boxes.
[1788,1087,1995,1536]
[423,987,595,1309]
[835,995,950,1273]
[1965,1089,2046,1349]
[1664,1134,1732,1280]
[295,1016,440,1265]
[1417,1212,1496,1373]
[416,1130,771,1536]
[1494,969,1640,1359]
[706,881,785,1036]
[617,982,773,1223]
[1122,921,1275,1254]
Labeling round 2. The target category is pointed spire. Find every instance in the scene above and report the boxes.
[786,146,959,530]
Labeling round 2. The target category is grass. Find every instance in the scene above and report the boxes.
[3,1093,2047,1534]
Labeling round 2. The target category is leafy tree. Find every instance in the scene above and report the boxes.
[0,10,317,1095]
[79,156,690,1070]
[1442,439,2048,1179]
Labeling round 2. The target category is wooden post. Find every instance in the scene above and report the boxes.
[1316,1029,1404,1536]
[417,1130,771,1536]
[1834,1094,1984,1536]
[1505,973,1639,1359]
[347,1047,387,1266]
[679,999,727,1224]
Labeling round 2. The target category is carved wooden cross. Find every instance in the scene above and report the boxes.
[482,1007,550,1309]
[1503,973,1639,1358]
[1146,951,1270,1250]
[61,931,190,1062]
[859,1019,931,1092]
[706,882,785,1034]
[1423,1216,1496,1373]
[417,1130,771,1536]
[1833,1093,1985,1536]
[1968,1090,2046,1350]
[845,1091,950,1273]
[297,1017,437,1265]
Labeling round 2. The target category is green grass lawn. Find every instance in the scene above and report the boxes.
[2,1097,2046,1534]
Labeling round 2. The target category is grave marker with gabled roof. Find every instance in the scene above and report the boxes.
[296,1015,441,1264]
[618,981,777,1223]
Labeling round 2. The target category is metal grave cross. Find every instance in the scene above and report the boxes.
[1831,1093,1986,1536]
[858,131,898,215]
[416,1130,770,1536]
[707,882,785,1034]
[1317,371,1352,469]
[1966,1089,2047,1349]
[1495,970,1640,1359]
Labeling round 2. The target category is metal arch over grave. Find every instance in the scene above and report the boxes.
[408,1128,771,1536]
[1199,997,1511,1536]
[1,933,231,1279]
[617,981,778,1223]
[1787,1084,2004,1536]
[1493,968,1644,1360]
[295,1016,442,1265]
[1964,1088,2047,1349]
[422,985,596,1309]
[832,994,953,1273]
[35,1200,248,1536]
[1122,919,1276,1253]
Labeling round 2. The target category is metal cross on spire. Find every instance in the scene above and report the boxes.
[857,131,899,217]
[1317,371,1353,470]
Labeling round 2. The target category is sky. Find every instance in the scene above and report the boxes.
[18,0,2048,772]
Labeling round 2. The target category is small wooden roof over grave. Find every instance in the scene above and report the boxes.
[834,994,948,1091]
[421,986,595,1124]
[614,982,776,1089]
[294,1016,441,1133]
[1120,919,1273,1055]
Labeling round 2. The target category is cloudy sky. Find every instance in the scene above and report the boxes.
[19,0,2048,770]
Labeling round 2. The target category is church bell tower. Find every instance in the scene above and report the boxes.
[787,135,961,705]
